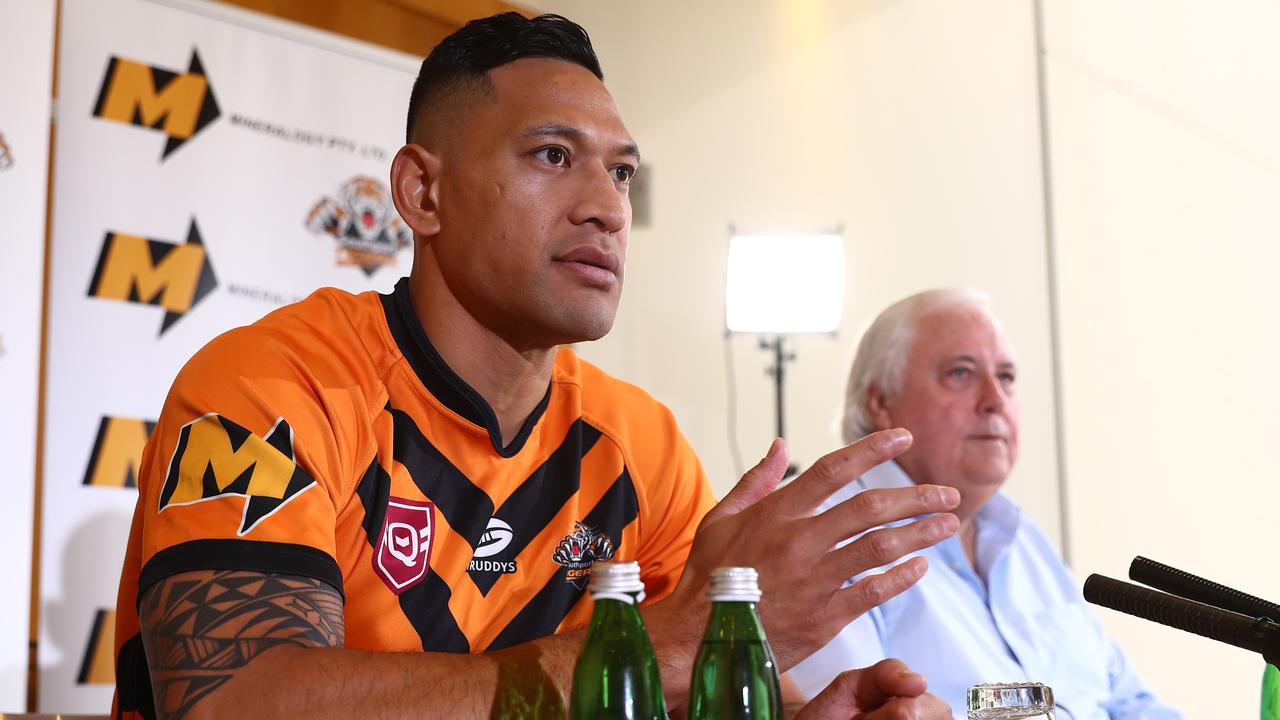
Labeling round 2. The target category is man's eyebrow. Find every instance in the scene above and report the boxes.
[945,354,1018,372]
[521,122,641,162]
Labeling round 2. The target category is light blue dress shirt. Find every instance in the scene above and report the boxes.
[789,461,1180,720]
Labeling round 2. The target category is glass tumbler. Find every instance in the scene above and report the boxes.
[967,682,1055,720]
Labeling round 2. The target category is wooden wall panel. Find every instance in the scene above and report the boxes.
[216,0,530,58]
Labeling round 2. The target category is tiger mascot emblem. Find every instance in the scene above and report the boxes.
[0,133,13,172]
[306,176,411,275]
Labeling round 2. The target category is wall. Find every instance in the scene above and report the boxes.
[529,0,1064,549]
[1043,1,1280,717]
[0,0,56,710]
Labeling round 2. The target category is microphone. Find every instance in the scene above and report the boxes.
[1083,574,1280,666]
[1129,556,1280,621]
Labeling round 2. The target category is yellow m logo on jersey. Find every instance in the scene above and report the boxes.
[87,219,217,334]
[92,49,220,159]
[159,414,314,535]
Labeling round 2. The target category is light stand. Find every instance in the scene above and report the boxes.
[760,335,798,477]
[760,336,795,441]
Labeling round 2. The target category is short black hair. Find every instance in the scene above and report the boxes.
[405,13,604,144]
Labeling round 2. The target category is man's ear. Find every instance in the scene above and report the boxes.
[390,144,442,237]
[866,384,895,432]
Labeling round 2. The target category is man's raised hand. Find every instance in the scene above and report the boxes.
[677,430,960,670]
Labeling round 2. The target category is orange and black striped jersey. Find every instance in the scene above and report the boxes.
[111,277,716,718]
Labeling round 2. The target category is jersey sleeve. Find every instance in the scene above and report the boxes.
[630,406,716,604]
[133,323,372,602]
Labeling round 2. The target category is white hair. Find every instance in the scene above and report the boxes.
[841,288,992,443]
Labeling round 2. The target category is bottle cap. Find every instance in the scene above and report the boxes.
[589,561,646,604]
[708,566,762,602]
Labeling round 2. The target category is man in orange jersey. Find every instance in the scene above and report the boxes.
[112,13,956,720]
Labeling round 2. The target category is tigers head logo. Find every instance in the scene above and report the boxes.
[0,132,13,171]
[552,522,616,570]
[306,176,412,276]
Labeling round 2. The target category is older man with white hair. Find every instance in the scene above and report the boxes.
[790,289,1180,720]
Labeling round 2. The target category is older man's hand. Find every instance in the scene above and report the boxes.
[668,430,960,672]
[794,659,951,720]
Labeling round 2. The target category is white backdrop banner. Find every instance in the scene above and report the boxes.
[0,0,56,711]
[43,0,419,710]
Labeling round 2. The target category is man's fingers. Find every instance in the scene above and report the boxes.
[835,556,930,622]
[772,429,912,516]
[821,513,957,583]
[816,484,960,547]
[792,660,931,720]
[791,667,869,719]
[865,659,929,700]
[702,438,789,522]
[841,659,930,713]
[862,693,952,720]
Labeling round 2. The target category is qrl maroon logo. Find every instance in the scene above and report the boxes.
[373,497,435,594]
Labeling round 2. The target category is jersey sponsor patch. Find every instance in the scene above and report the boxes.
[374,496,435,594]
[469,517,519,575]
[473,517,514,559]
[158,413,315,535]
[553,521,616,588]
[467,559,517,574]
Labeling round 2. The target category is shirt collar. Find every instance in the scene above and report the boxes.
[379,277,553,457]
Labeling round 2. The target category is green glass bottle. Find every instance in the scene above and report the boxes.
[687,567,782,719]
[568,561,667,720]
[1263,663,1280,720]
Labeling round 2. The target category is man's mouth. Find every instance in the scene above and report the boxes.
[554,245,621,286]
[968,434,1007,443]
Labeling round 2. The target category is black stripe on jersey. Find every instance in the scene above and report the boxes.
[469,419,603,596]
[486,468,640,651]
[354,457,391,544]
[137,539,344,605]
[397,568,473,652]
[388,405,494,543]
[380,277,551,457]
[355,453,472,653]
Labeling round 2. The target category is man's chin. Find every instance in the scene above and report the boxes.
[960,457,1013,487]
[541,309,618,346]
[971,466,1012,488]
[560,320,615,344]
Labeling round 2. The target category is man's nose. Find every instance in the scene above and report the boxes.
[977,374,1007,414]
[569,163,629,233]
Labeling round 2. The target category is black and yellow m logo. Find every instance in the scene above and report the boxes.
[159,414,315,535]
[87,218,217,334]
[83,416,156,488]
[92,49,220,160]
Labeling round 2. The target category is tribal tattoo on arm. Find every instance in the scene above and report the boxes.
[139,570,345,720]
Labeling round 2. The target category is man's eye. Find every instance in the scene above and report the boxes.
[612,165,636,184]
[537,147,568,166]
[947,367,972,379]
[999,371,1016,385]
